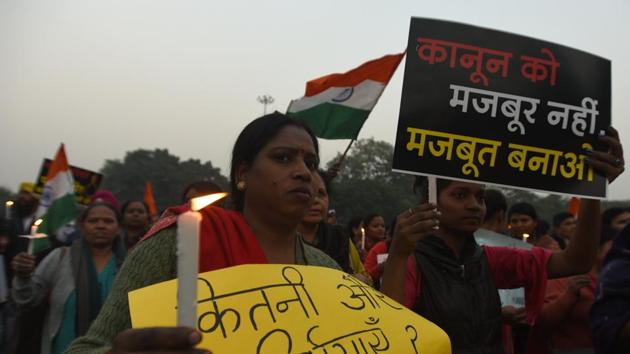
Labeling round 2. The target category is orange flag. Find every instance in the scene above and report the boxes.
[568,197,580,217]
[144,181,158,219]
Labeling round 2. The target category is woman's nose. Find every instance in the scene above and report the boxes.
[293,160,312,180]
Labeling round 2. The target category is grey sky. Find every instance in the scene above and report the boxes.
[2,0,629,199]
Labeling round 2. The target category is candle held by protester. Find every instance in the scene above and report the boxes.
[5,201,13,220]
[28,219,43,255]
[522,233,530,242]
[177,192,228,328]
[360,227,366,251]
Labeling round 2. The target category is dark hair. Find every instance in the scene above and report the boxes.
[229,112,319,211]
[363,214,381,229]
[507,202,538,220]
[601,207,630,227]
[121,200,149,215]
[181,181,223,203]
[483,189,507,222]
[600,225,619,247]
[315,169,332,197]
[412,176,453,202]
[348,217,362,231]
[552,211,574,228]
[387,218,398,238]
[79,202,121,224]
[537,219,550,236]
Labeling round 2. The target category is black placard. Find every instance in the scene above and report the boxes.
[393,18,611,198]
[34,159,103,205]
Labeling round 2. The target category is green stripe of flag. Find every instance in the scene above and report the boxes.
[38,193,78,235]
[32,237,52,255]
[288,102,369,139]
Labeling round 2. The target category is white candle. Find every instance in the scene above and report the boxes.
[360,227,366,251]
[522,233,530,243]
[176,192,228,328]
[428,176,437,204]
[176,209,201,328]
[28,219,43,255]
[4,201,13,220]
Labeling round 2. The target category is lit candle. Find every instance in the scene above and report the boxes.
[177,192,228,328]
[4,201,13,220]
[360,227,366,251]
[28,219,43,255]
[522,233,530,243]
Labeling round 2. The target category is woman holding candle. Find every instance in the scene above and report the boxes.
[361,213,386,254]
[10,202,126,354]
[363,219,395,286]
[381,127,625,354]
[66,112,340,354]
[507,202,539,241]
[508,202,560,251]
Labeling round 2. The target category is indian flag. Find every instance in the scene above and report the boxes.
[287,52,405,139]
[144,181,158,219]
[36,144,79,237]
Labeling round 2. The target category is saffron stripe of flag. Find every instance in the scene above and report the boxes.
[144,181,158,219]
[36,144,79,236]
[287,52,405,140]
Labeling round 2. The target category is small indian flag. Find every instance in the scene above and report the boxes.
[287,52,405,139]
[144,181,158,220]
[36,144,79,237]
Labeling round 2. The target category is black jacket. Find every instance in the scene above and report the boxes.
[309,223,351,273]
[413,235,504,354]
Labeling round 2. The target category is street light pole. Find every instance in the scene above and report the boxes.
[257,95,275,115]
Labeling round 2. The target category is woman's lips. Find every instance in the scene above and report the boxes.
[288,187,312,201]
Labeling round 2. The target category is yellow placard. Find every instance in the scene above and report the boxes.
[129,264,451,354]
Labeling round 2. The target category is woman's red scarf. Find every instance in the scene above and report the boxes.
[139,205,268,272]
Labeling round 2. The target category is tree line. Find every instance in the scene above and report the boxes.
[2,140,628,224]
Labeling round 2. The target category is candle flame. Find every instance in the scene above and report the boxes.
[34,219,43,227]
[522,233,530,241]
[190,192,228,211]
[5,201,13,207]
[360,227,365,236]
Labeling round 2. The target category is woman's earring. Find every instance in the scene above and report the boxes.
[236,181,247,191]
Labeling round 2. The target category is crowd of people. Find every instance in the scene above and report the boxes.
[0,112,628,354]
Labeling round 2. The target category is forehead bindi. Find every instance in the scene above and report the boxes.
[265,126,316,154]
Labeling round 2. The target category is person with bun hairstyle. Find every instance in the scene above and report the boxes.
[66,112,340,353]
[11,202,126,354]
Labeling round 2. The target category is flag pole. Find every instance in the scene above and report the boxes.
[326,139,355,180]
[337,139,355,166]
